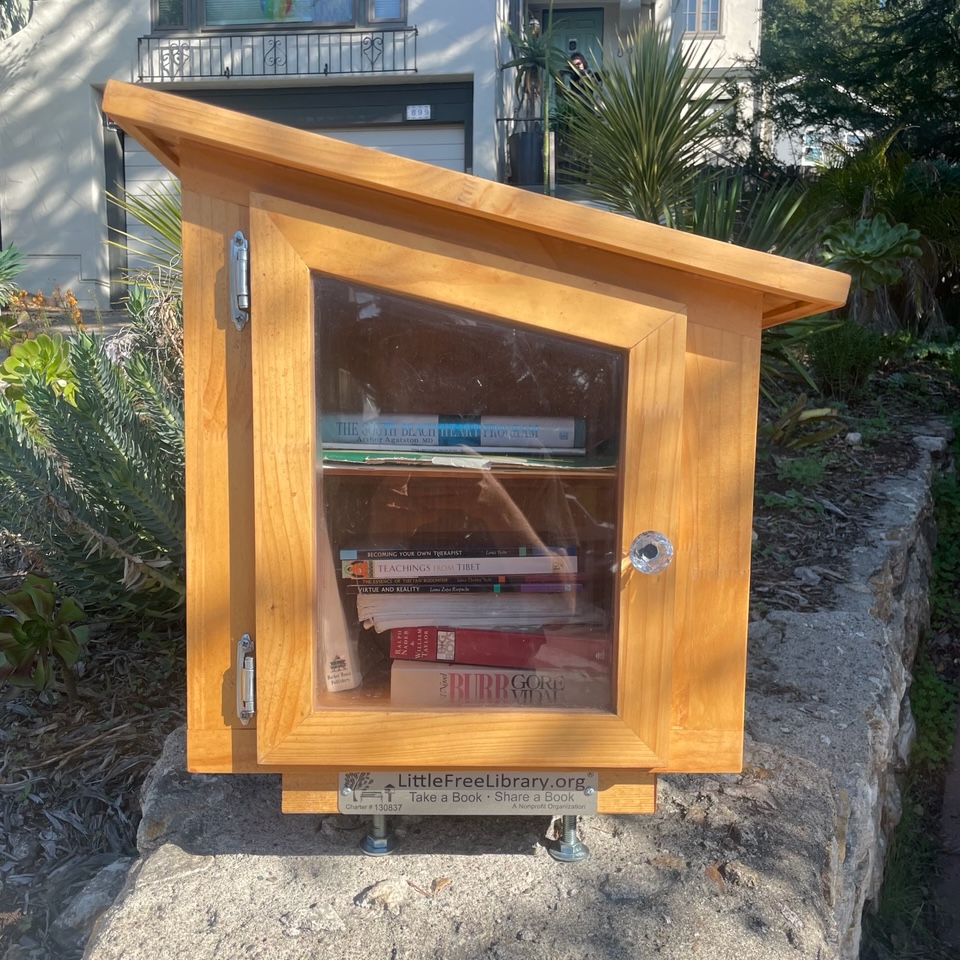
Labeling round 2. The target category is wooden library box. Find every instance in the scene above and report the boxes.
[102,81,849,819]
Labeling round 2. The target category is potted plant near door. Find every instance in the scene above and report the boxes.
[502,2,567,191]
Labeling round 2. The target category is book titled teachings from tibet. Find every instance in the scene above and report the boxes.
[341,553,578,580]
[321,413,586,454]
[389,625,611,671]
[389,660,611,709]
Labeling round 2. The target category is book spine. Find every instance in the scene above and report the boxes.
[389,626,609,670]
[317,516,361,693]
[342,573,580,587]
[390,660,609,708]
[321,414,585,451]
[340,545,576,560]
[347,582,582,595]
[342,554,578,579]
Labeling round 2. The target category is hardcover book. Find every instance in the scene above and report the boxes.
[321,413,586,454]
[389,625,611,671]
[389,660,611,709]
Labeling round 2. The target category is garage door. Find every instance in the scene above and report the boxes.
[122,123,464,272]
[310,124,465,171]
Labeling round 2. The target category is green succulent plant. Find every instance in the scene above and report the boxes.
[820,214,922,292]
[1,332,78,407]
[0,574,88,697]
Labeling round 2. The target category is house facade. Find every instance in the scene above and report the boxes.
[0,0,761,306]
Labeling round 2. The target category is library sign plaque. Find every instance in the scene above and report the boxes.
[101,79,849,859]
[338,771,599,816]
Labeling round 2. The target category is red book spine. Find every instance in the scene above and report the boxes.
[389,626,611,671]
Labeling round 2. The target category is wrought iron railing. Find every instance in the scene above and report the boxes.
[137,28,417,82]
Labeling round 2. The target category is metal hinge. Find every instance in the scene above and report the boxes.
[229,230,250,331]
[235,633,255,725]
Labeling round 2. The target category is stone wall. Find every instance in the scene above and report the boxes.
[744,426,946,957]
[76,429,949,960]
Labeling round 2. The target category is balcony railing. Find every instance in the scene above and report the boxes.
[137,28,417,82]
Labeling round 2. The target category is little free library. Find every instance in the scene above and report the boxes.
[101,80,849,843]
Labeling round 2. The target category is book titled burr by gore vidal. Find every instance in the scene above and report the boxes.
[389,660,610,709]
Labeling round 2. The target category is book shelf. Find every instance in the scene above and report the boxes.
[101,79,851,820]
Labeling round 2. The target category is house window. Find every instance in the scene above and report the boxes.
[153,0,406,30]
[683,0,720,32]
[369,0,403,22]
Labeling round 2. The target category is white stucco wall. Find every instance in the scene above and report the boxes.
[0,0,499,306]
[0,0,148,305]
[0,0,760,305]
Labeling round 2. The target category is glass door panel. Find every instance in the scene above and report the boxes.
[313,275,624,712]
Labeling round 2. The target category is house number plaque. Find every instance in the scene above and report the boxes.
[338,770,599,816]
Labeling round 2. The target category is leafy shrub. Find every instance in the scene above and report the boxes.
[909,652,957,774]
[759,392,845,449]
[0,574,87,698]
[0,327,185,620]
[807,320,885,399]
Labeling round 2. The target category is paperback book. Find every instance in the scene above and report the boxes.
[340,545,576,560]
[356,591,596,633]
[342,554,578,580]
[389,625,611,671]
[347,581,582,595]
[390,660,610,708]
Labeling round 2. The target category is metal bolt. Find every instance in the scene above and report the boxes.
[584,786,596,796]
[360,814,399,857]
[546,814,590,863]
[340,786,352,797]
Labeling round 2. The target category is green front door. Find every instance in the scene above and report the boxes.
[544,7,604,71]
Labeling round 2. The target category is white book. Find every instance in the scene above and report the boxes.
[356,592,600,634]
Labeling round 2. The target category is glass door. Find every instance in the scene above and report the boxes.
[248,194,685,770]
[314,275,623,712]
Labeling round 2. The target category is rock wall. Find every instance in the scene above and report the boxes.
[745,427,945,957]
[77,430,949,960]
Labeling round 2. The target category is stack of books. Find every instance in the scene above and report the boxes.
[339,545,611,707]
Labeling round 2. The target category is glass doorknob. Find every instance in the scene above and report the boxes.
[628,531,674,574]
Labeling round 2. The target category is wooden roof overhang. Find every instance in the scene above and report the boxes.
[101,80,850,327]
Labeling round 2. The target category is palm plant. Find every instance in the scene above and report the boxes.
[0,244,26,310]
[561,24,735,221]
[106,181,183,287]
[669,168,841,397]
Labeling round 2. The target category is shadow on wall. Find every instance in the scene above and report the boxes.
[0,0,32,42]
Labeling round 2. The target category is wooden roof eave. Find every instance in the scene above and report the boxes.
[102,80,850,326]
